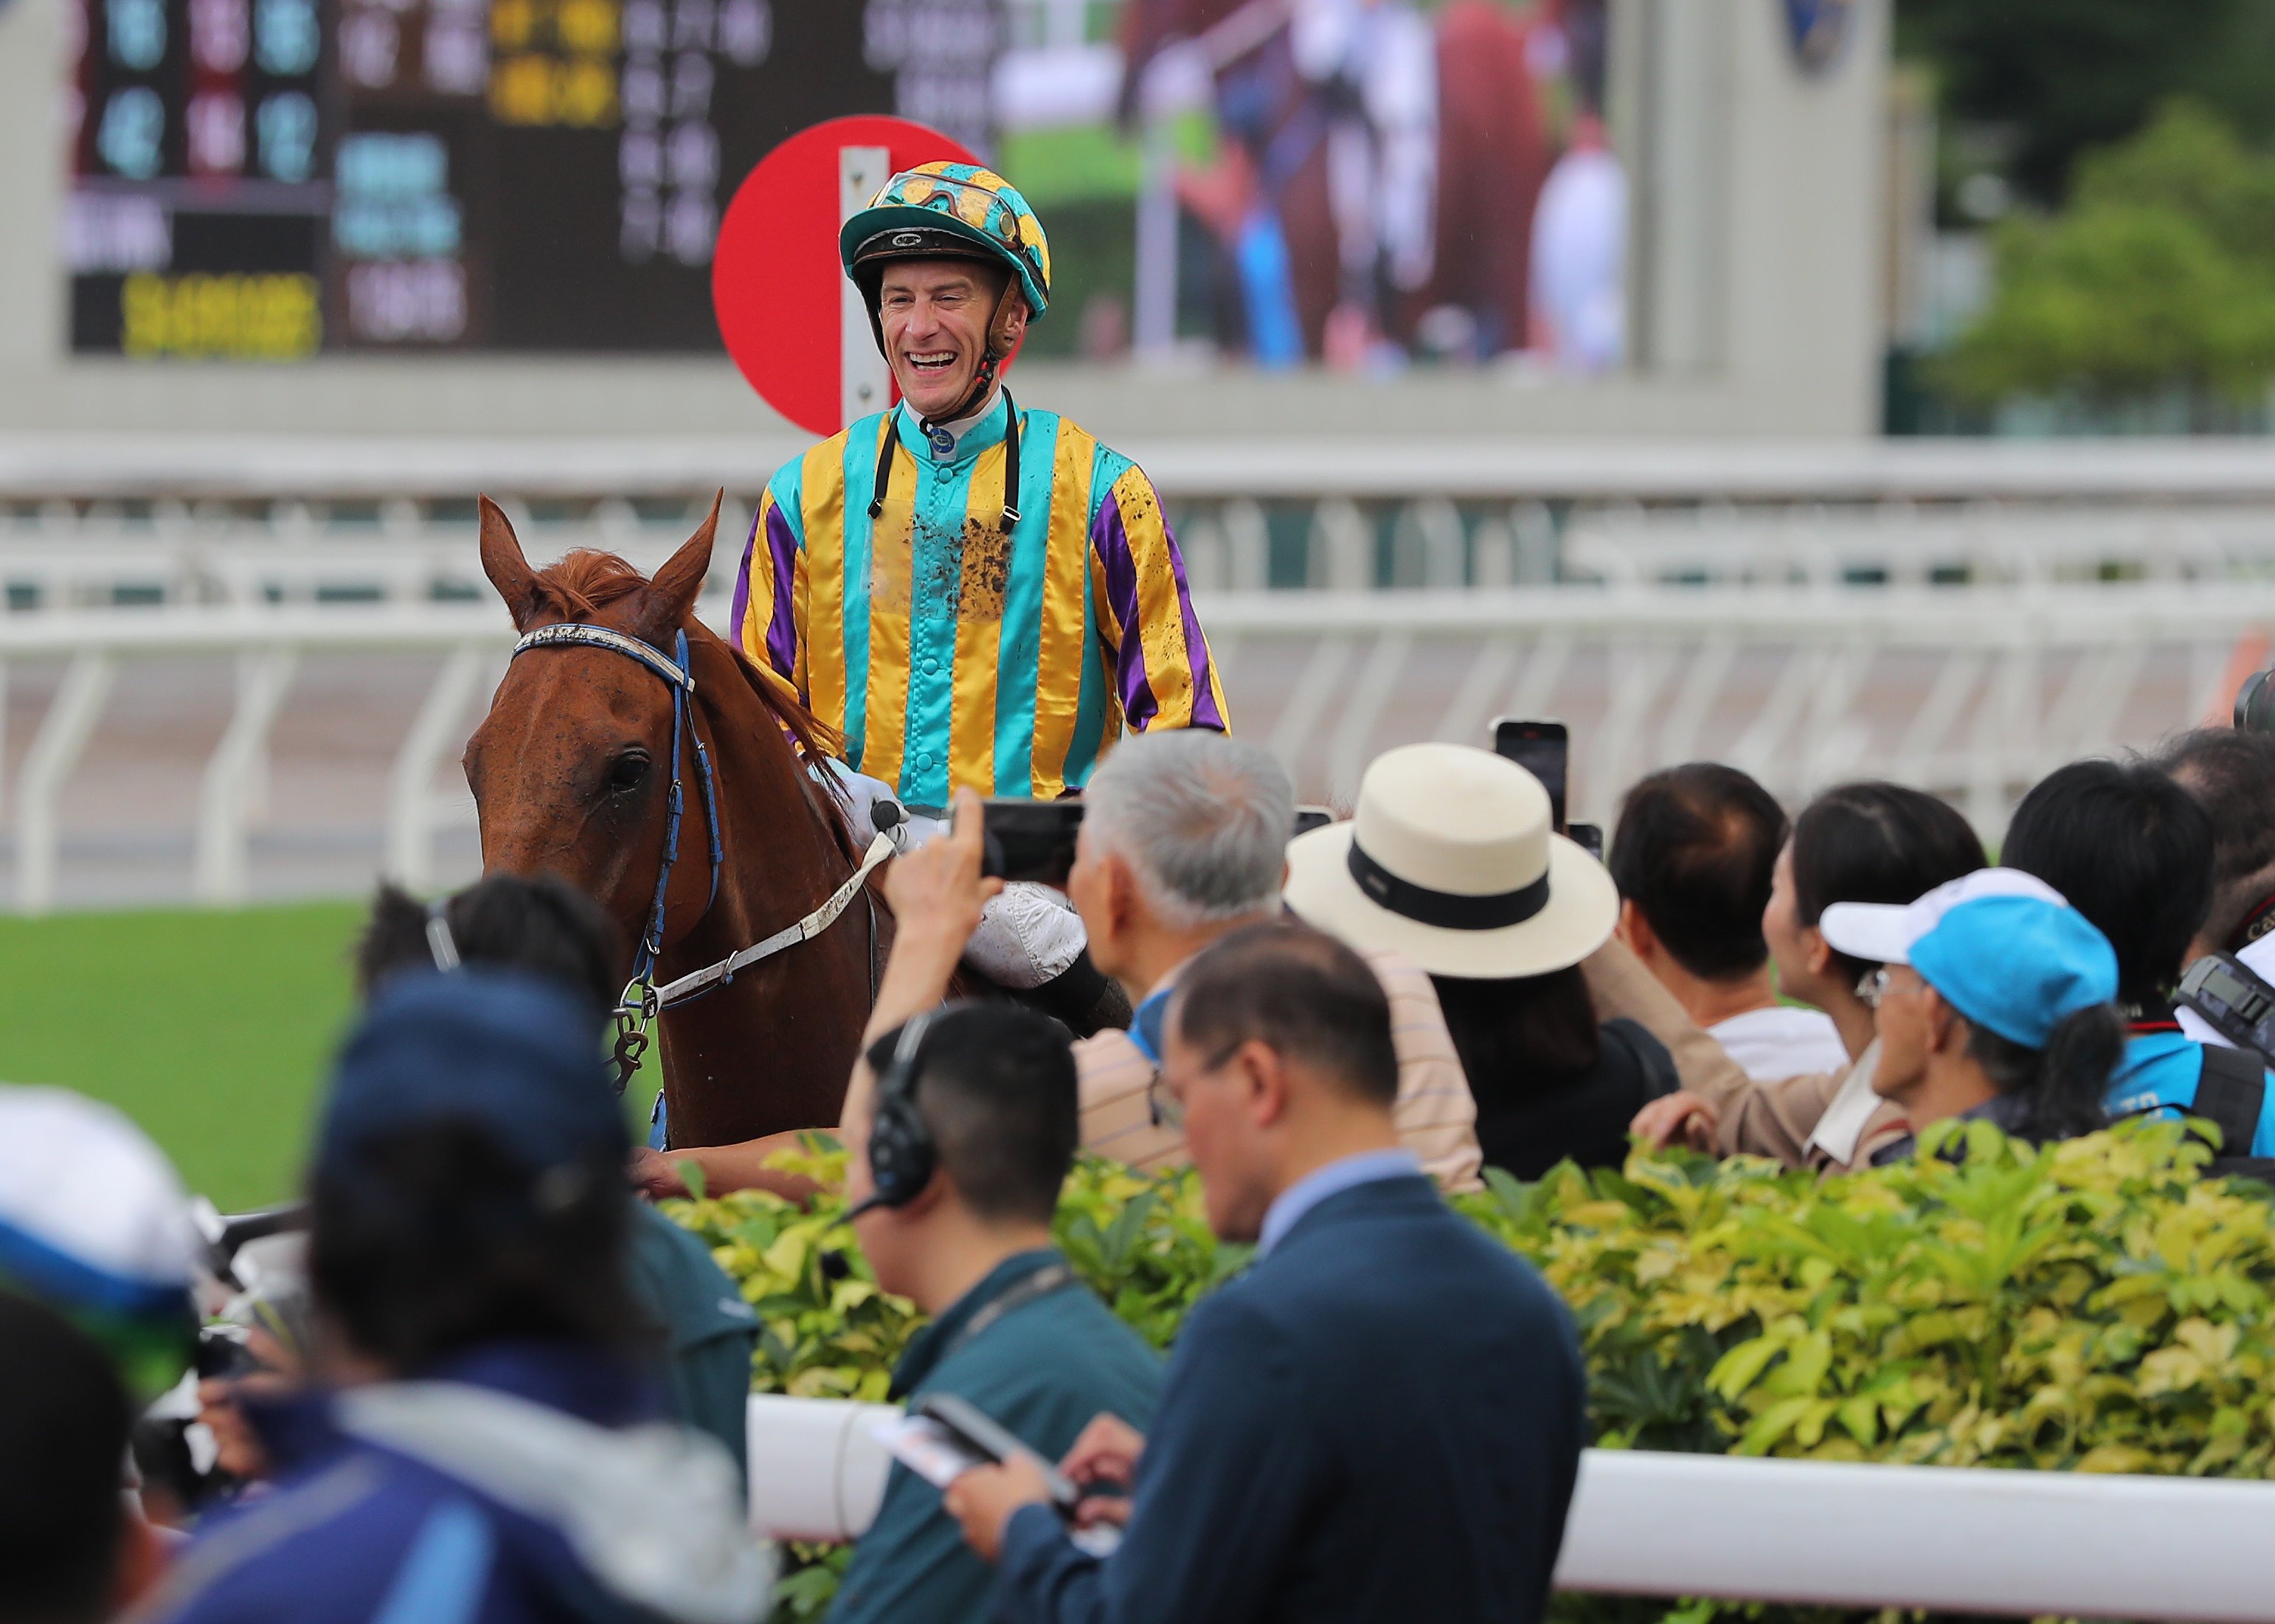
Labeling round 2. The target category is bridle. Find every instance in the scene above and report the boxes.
[508,622,893,1093]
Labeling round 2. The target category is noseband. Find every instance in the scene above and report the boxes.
[508,622,893,1095]
[510,622,723,1091]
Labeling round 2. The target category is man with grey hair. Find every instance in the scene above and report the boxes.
[1065,730,1481,1187]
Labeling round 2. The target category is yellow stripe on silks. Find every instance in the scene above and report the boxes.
[949,443,1008,796]
[862,440,918,794]
[797,440,849,734]
[1031,420,1099,799]
[1112,465,1199,729]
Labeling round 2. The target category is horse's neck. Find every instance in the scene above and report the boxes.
[657,633,873,1142]
[680,636,853,953]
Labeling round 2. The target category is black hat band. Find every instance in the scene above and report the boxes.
[1346,841,1551,931]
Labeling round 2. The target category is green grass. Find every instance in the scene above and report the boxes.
[0,903,364,1210]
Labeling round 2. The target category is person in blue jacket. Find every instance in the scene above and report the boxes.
[942,922,1587,1624]
[147,969,769,1624]
[2004,758,2275,1159]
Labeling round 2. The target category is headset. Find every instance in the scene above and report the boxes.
[845,1004,964,1221]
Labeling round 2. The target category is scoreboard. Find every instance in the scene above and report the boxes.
[61,0,1002,356]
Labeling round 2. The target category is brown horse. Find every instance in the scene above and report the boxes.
[1120,0,1552,359]
[466,495,884,1147]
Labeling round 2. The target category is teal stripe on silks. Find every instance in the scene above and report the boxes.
[372,1499,495,1624]
[991,407,1059,798]
[839,412,885,776]
[904,416,976,810]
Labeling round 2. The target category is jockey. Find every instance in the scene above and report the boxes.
[730,162,1229,999]
[733,162,1227,817]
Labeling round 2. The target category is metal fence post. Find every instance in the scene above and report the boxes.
[15,653,116,915]
[192,648,298,906]
[386,645,488,892]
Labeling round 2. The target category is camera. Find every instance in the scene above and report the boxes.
[2237,668,2275,736]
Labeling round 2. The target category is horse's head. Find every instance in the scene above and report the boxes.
[465,493,721,938]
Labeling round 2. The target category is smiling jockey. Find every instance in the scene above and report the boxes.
[730,162,1228,996]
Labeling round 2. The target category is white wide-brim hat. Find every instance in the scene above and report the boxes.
[1284,742,1618,979]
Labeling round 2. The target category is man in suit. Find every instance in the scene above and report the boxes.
[943,920,1588,1624]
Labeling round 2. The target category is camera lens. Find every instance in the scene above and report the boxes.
[2237,670,2275,735]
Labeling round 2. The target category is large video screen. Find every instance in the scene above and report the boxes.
[62,0,997,355]
[62,0,1622,372]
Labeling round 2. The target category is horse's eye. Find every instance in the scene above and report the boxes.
[606,749,651,794]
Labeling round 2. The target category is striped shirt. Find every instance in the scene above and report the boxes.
[730,395,1228,805]
[1075,945,1484,1192]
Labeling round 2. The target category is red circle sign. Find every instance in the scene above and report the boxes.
[713,117,982,438]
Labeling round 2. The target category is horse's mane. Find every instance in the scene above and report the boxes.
[533,549,859,861]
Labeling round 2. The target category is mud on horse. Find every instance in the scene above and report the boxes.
[467,494,891,1148]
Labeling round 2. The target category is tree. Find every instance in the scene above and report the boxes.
[1933,103,2275,414]
[1898,0,2275,204]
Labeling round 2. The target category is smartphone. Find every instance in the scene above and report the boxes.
[1491,718,1568,834]
[972,799,1084,885]
[912,1392,1081,1513]
[1568,822,1604,860]
[1292,805,1336,837]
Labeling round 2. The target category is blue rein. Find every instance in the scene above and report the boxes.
[509,622,724,1092]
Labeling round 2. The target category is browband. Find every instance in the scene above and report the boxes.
[1346,842,1551,931]
[513,623,694,693]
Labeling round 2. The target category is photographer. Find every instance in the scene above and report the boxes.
[0,1294,162,1624]
[1284,742,1672,1179]
[1068,730,1480,1188]
[940,923,1587,1624]
[2153,729,2275,1049]
[2004,758,2275,1159]
[353,873,760,1482]
[147,970,768,1624]
[829,1003,1161,1624]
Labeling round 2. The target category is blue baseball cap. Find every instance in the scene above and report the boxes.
[318,967,626,1184]
[1821,869,2119,1049]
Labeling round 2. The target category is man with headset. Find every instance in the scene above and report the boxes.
[829,853,1161,1624]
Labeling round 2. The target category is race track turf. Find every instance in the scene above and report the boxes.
[0,903,364,1210]
[0,901,669,1211]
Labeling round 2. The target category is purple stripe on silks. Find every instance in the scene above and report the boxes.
[728,503,760,653]
[1092,491,1158,727]
[762,501,801,681]
[1161,510,1225,732]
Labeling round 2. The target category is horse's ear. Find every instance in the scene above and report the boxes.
[638,490,721,641]
[478,495,544,630]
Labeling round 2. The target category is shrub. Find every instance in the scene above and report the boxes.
[666,1121,2275,1620]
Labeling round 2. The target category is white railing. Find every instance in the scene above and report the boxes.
[15,489,2275,604]
[0,581,2265,911]
[0,500,747,610]
[16,433,2275,504]
[0,603,515,913]
[744,1395,2275,1622]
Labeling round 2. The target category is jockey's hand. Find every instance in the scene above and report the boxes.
[867,788,1003,1047]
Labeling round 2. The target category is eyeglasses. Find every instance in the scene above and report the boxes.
[1147,1040,1242,1131]
[1857,966,1894,1009]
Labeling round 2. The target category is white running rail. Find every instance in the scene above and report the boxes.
[744,1394,2275,1622]
[0,582,2268,911]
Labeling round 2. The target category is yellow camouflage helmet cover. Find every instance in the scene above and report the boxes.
[839,162,1050,320]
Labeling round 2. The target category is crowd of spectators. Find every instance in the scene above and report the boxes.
[10,717,2275,1624]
